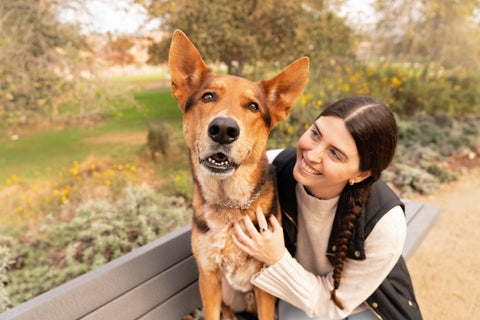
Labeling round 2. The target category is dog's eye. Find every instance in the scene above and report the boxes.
[201,92,215,103]
[247,102,259,113]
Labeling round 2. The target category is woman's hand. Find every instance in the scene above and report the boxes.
[232,206,286,266]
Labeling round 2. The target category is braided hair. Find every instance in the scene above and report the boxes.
[319,97,398,309]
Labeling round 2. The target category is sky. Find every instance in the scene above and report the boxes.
[59,0,161,35]
[60,0,375,35]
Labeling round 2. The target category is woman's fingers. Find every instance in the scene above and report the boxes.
[270,214,282,233]
[255,206,269,232]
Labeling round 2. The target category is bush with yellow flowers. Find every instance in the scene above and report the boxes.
[0,157,193,310]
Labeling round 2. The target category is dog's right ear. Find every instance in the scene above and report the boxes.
[168,30,211,111]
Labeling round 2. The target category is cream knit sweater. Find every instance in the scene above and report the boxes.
[251,183,406,319]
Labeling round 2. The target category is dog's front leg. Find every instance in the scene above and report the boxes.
[199,268,222,320]
[254,286,277,320]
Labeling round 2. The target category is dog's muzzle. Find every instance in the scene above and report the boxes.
[199,117,240,175]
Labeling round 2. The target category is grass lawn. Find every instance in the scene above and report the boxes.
[0,86,184,185]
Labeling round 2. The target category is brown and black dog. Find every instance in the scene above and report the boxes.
[168,30,309,320]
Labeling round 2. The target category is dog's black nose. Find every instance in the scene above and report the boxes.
[208,117,240,144]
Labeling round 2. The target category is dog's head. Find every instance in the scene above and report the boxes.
[168,30,309,178]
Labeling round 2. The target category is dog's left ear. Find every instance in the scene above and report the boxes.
[262,57,310,128]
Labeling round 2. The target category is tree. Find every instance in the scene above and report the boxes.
[0,0,132,127]
[373,0,480,78]
[135,0,354,76]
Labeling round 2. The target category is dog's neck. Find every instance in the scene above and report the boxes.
[214,177,266,210]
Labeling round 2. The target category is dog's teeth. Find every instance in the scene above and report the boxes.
[206,156,232,166]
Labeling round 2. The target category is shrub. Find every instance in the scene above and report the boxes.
[0,246,11,312]
[2,184,192,307]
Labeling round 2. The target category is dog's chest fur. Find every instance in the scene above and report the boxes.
[194,206,263,292]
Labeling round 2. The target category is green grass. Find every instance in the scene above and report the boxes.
[0,86,183,184]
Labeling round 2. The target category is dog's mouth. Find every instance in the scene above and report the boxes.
[200,152,239,174]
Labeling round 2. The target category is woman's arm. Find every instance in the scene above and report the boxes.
[249,206,406,318]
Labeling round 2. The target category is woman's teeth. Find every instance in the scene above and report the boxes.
[302,158,320,175]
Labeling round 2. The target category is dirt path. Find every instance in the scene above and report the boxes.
[407,163,480,319]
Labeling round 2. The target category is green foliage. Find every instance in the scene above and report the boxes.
[373,0,480,75]
[1,185,192,307]
[0,246,11,312]
[137,0,354,76]
[147,121,171,161]
[0,1,137,127]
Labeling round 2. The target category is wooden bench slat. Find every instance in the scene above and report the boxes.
[403,203,441,261]
[137,281,201,320]
[80,255,198,320]
[0,225,193,320]
[403,200,424,224]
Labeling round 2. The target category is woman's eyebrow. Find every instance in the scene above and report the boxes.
[313,122,349,160]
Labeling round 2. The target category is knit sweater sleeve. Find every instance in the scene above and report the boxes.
[251,205,406,319]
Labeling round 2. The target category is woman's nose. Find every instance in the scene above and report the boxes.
[307,145,325,162]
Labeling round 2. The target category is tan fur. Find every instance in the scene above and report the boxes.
[168,30,309,320]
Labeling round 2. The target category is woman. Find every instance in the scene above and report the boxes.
[232,97,422,319]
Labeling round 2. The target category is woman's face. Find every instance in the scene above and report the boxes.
[293,116,371,199]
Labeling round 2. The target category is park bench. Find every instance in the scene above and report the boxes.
[0,199,440,320]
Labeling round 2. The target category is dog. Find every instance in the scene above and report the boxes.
[168,30,309,320]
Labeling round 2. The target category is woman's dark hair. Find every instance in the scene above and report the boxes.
[319,96,398,309]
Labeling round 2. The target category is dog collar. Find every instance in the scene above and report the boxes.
[215,183,265,211]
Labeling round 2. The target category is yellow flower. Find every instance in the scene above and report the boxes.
[287,126,293,133]
[343,84,350,92]
[118,165,123,170]
[15,207,24,213]
[175,175,181,181]
[454,85,461,91]
[131,166,136,172]
[58,172,63,178]
[301,95,307,106]
[69,168,79,176]
[73,161,79,167]
[105,180,111,185]
[304,124,310,130]
[53,190,60,196]
[391,76,402,87]
[125,164,130,168]
[90,164,96,170]
[6,179,12,185]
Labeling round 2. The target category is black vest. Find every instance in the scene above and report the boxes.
[273,148,422,320]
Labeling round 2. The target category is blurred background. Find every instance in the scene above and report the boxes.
[1,0,479,317]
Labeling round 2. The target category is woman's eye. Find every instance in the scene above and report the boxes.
[201,92,215,102]
[330,149,341,160]
[247,102,259,112]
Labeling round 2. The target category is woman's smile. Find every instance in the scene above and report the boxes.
[301,156,321,175]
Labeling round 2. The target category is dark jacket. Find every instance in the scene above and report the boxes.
[273,148,422,320]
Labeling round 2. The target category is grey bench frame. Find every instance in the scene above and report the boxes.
[0,200,440,320]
